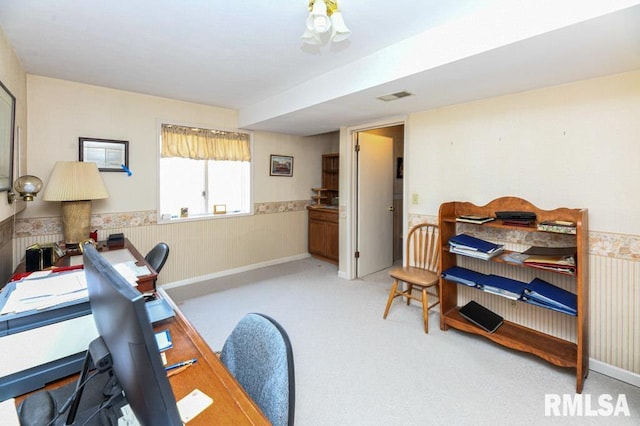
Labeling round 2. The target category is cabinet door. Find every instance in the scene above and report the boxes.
[309,219,327,256]
[326,221,339,261]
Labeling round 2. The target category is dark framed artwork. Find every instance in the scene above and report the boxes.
[396,157,404,179]
[270,155,294,177]
[0,80,15,192]
[79,137,129,172]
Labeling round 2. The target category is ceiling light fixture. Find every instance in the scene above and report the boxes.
[301,0,351,46]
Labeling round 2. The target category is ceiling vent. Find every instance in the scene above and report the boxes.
[377,91,413,102]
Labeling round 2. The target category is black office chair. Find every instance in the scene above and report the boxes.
[144,242,170,273]
[220,313,295,426]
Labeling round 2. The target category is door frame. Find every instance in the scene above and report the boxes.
[342,116,406,280]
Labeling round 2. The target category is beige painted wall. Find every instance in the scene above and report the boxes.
[406,70,640,234]
[0,28,27,282]
[22,75,335,218]
[0,27,27,222]
[10,75,335,284]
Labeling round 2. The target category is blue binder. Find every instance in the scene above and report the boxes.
[478,275,526,300]
[449,234,503,253]
[441,266,487,287]
[522,278,577,315]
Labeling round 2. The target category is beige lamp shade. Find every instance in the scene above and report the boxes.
[42,161,109,246]
[42,161,109,201]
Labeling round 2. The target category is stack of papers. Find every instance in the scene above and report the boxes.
[522,246,577,275]
[0,271,88,315]
[537,220,577,234]
[449,234,504,260]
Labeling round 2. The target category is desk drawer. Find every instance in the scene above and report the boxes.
[308,209,338,223]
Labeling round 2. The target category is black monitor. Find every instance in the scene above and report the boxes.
[83,244,182,425]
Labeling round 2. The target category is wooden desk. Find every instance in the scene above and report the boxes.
[15,288,269,425]
[12,239,158,293]
[157,288,269,425]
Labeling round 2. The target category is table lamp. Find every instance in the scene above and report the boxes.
[42,161,109,248]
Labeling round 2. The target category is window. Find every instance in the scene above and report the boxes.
[159,123,252,221]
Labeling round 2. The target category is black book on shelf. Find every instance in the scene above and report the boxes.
[458,300,504,333]
[495,211,537,221]
[456,215,495,224]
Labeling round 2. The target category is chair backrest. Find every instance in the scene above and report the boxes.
[405,223,440,273]
[145,242,170,273]
[220,313,295,426]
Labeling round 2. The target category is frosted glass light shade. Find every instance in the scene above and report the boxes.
[301,27,322,45]
[330,11,351,42]
[14,175,43,201]
[307,0,331,33]
[42,161,109,201]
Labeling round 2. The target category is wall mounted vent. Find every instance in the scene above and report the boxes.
[377,91,413,102]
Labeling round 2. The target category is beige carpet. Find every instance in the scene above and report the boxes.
[167,257,639,425]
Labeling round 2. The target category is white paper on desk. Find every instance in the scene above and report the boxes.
[0,271,88,315]
[70,250,137,267]
[177,389,213,423]
[101,249,136,265]
[113,262,140,287]
[0,398,20,425]
[23,270,52,280]
[0,314,98,377]
[69,255,84,266]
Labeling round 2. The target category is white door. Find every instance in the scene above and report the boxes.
[356,132,394,277]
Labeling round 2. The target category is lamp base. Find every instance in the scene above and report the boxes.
[61,200,92,246]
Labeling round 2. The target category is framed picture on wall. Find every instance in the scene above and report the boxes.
[396,157,403,179]
[270,155,293,177]
[79,137,129,172]
[0,80,15,192]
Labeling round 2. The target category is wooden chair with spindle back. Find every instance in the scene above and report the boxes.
[383,223,440,333]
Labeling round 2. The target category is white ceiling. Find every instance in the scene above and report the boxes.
[1,0,639,136]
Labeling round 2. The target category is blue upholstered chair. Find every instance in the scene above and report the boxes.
[220,313,295,426]
[144,242,170,273]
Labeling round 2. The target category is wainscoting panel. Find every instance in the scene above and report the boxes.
[13,209,309,287]
[589,254,640,374]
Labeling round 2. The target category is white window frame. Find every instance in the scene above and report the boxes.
[156,120,254,224]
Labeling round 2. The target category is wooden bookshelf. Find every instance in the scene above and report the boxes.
[321,153,339,205]
[439,196,589,393]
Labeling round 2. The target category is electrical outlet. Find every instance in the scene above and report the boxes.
[411,193,419,204]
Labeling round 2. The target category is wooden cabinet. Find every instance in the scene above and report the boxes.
[439,196,588,393]
[310,155,339,205]
[308,207,339,264]
[321,153,339,205]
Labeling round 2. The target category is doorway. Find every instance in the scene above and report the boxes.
[353,124,405,278]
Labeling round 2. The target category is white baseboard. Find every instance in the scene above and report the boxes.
[590,358,640,388]
[162,253,311,290]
